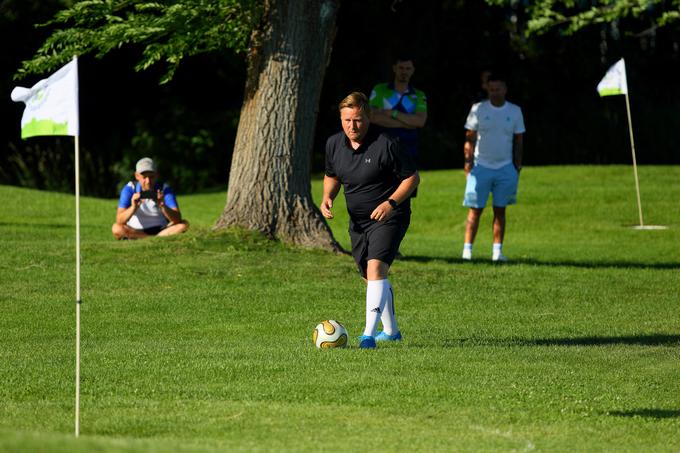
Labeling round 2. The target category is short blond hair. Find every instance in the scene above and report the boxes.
[338,92,371,117]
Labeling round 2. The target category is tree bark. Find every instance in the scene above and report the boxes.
[214,0,342,252]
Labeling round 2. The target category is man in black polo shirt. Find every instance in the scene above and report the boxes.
[321,92,420,349]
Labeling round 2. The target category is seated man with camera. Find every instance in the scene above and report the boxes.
[111,157,189,240]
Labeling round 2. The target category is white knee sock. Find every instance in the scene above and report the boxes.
[364,279,389,337]
[380,280,399,335]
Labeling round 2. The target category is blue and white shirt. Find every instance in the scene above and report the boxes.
[118,181,179,230]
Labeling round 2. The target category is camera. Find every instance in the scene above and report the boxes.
[139,190,156,199]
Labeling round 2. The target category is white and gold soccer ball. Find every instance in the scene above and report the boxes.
[313,320,348,348]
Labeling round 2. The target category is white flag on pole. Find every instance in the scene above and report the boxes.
[597,58,628,97]
[10,58,79,138]
[11,57,83,436]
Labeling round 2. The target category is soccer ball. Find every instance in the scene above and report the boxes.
[313,320,348,348]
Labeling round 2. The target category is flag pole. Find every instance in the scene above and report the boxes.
[71,54,81,438]
[624,92,644,227]
[10,55,83,435]
[75,132,81,437]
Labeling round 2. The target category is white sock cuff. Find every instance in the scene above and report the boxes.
[367,279,388,289]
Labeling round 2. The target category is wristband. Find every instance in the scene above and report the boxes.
[387,198,398,209]
[391,110,398,119]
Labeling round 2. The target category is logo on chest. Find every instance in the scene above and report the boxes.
[365,158,371,164]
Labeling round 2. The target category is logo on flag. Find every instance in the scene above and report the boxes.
[11,58,79,138]
[597,58,628,97]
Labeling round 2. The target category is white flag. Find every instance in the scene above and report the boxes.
[597,58,628,97]
[11,58,79,138]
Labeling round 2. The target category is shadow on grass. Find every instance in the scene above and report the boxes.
[398,255,680,270]
[607,409,680,419]
[444,334,680,347]
[0,221,73,229]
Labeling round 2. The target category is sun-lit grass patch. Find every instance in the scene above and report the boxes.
[1,166,679,451]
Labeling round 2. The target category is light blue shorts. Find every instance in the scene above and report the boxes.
[463,163,519,208]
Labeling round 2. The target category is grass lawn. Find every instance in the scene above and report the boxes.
[1,165,679,452]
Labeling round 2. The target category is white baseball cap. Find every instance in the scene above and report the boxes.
[135,157,157,173]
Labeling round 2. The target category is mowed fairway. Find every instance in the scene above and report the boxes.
[1,165,679,452]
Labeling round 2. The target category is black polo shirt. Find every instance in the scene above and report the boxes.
[325,127,417,223]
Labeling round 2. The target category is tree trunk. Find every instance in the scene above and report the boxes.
[214,0,342,252]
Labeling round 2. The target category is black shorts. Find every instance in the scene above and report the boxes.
[143,226,164,235]
[349,214,410,278]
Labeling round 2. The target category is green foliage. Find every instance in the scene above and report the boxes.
[486,0,680,35]
[123,124,218,193]
[16,0,260,83]
[0,138,117,197]
[2,167,680,450]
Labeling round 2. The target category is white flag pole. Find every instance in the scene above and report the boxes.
[624,92,644,227]
[10,55,83,435]
[71,54,82,438]
[75,132,81,437]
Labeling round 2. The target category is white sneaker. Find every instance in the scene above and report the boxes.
[462,249,472,260]
[492,252,508,262]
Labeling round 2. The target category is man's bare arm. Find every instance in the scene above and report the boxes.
[116,193,140,225]
[320,175,342,219]
[161,206,183,224]
[369,172,420,222]
[464,129,477,176]
[513,133,524,171]
[370,110,426,129]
